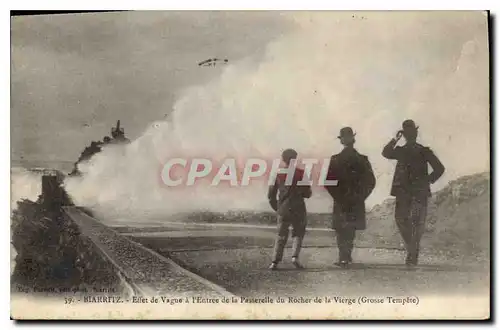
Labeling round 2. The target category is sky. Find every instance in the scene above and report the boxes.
[11,11,490,216]
[11,11,293,164]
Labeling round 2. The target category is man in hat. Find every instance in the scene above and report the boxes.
[268,148,312,270]
[324,127,376,267]
[382,119,445,267]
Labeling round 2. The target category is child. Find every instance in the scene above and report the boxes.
[268,149,312,270]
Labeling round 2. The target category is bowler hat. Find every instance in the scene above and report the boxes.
[338,127,356,139]
[402,119,419,131]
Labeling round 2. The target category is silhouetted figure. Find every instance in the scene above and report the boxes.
[103,136,111,144]
[325,127,376,267]
[268,149,312,270]
[382,120,445,267]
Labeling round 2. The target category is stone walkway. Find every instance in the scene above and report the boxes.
[64,207,233,299]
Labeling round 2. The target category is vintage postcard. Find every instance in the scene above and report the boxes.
[10,10,490,320]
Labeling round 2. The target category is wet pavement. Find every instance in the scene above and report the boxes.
[125,222,490,299]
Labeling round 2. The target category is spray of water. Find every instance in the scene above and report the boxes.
[11,167,42,211]
[64,12,489,221]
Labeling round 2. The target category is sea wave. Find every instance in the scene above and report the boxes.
[10,166,42,211]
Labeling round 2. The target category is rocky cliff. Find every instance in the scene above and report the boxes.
[363,171,490,261]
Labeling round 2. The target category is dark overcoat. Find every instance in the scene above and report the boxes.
[324,147,376,230]
[382,139,445,198]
